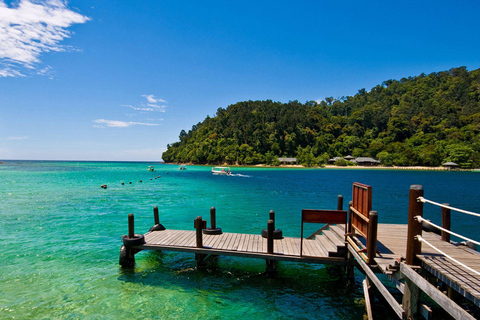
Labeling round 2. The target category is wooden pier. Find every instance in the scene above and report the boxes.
[120,183,480,319]
[140,226,346,265]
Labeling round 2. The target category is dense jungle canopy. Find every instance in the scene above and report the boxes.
[162,67,480,168]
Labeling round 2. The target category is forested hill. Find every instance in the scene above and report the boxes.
[162,67,480,168]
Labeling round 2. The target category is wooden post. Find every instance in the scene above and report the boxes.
[346,250,355,287]
[269,210,275,229]
[204,207,222,235]
[366,211,378,265]
[337,195,343,211]
[194,215,207,267]
[153,206,159,225]
[363,278,373,320]
[267,219,274,254]
[441,204,451,242]
[210,207,216,229]
[347,201,353,235]
[403,277,420,319]
[128,213,134,238]
[195,216,204,248]
[266,219,276,272]
[120,213,136,268]
[406,185,424,266]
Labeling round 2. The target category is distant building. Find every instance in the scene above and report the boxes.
[278,157,297,164]
[442,162,459,170]
[344,155,355,161]
[328,157,344,164]
[353,157,381,166]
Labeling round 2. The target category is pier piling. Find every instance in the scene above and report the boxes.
[195,216,205,248]
[262,210,282,239]
[441,204,451,242]
[406,185,424,266]
[149,205,166,234]
[337,195,343,211]
[119,213,138,268]
[266,219,276,272]
[194,216,207,266]
[203,207,222,235]
[128,213,134,238]
[154,206,159,225]
[366,211,378,265]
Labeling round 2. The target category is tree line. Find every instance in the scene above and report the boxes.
[162,67,480,168]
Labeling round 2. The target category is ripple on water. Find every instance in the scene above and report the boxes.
[2,162,478,319]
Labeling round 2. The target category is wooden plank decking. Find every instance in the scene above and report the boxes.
[129,220,480,313]
[360,224,480,307]
[137,227,347,265]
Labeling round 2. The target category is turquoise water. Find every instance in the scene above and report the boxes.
[1,161,479,319]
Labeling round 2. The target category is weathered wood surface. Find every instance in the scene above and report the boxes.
[418,236,480,307]
[139,227,346,265]
[401,263,477,320]
[361,223,480,307]
[348,244,405,319]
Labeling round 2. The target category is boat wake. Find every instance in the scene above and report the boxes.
[229,173,251,178]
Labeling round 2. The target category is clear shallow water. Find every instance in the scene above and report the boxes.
[1,161,479,319]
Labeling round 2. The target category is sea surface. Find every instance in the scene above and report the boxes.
[1,161,479,319]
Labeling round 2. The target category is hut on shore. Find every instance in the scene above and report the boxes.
[353,157,381,166]
[328,156,344,164]
[278,157,297,165]
[442,162,459,170]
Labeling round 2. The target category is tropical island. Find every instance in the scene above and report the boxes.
[162,67,480,168]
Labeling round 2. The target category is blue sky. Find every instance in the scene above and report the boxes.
[1,0,479,161]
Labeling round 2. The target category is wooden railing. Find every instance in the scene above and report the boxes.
[300,209,347,257]
[348,182,378,265]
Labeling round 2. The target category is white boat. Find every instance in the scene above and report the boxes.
[148,166,155,172]
[179,165,187,170]
[212,166,231,175]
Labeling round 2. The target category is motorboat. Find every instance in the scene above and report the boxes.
[212,166,231,175]
[179,165,187,170]
[148,166,155,172]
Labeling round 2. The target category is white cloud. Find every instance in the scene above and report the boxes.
[37,64,55,78]
[142,94,166,104]
[123,95,168,112]
[0,0,89,77]
[93,119,159,128]
[123,104,156,112]
[0,66,25,77]
[6,136,29,140]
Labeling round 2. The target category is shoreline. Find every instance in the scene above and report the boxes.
[168,162,475,171]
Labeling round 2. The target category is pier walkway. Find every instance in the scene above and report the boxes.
[120,183,480,319]
[140,224,346,265]
[372,224,480,306]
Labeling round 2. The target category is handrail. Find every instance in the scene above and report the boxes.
[416,235,480,277]
[415,216,480,247]
[418,196,480,218]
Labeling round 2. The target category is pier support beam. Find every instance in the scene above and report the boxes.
[266,219,276,273]
[337,195,343,211]
[119,214,138,268]
[194,216,207,268]
[149,206,166,232]
[346,250,355,287]
[406,185,423,266]
[441,204,451,242]
[203,207,222,235]
[366,211,378,265]
[119,245,135,268]
[403,277,420,319]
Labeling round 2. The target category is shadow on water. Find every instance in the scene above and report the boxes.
[116,251,404,319]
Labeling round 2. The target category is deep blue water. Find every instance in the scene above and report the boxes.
[1,161,479,319]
